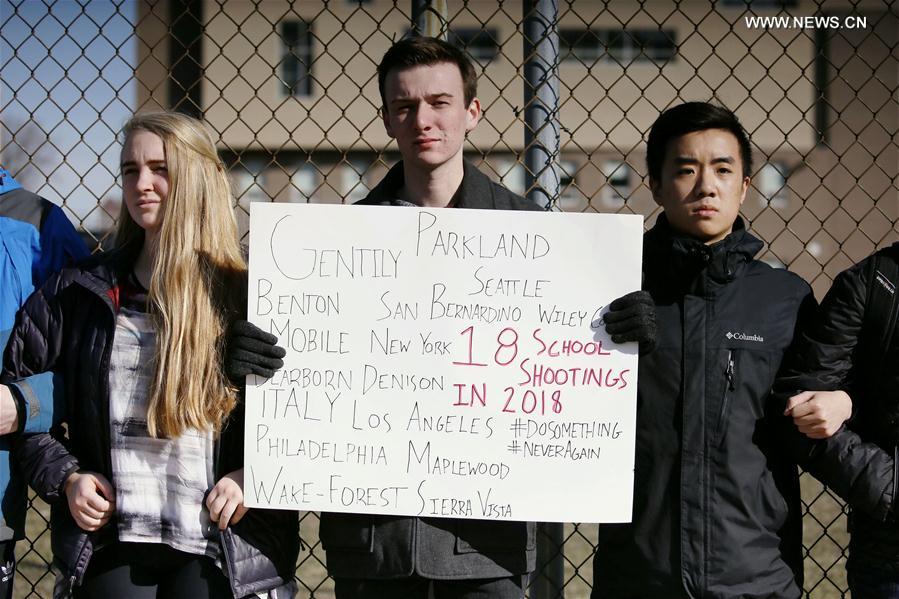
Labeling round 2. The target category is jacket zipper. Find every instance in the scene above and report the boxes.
[219,528,240,596]
[73,272,120,480]
[66,274,118,590]
[716,350,736,447]
[97,290,117,482]
[893,445,898,517]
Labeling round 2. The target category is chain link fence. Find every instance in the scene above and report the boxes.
[1,0,897,597]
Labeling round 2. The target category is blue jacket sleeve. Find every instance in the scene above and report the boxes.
[34,205,89,289]
[6,371,64,434]
[2,273,80,502]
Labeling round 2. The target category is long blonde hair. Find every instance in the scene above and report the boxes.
[116,112,246,438]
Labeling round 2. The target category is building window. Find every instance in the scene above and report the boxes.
[560,29,604,62]
[600,160,631,208]
[559,160,577,197]
[281,20,313,96]
[556,159,586,212]
[757,162,789,209]
[232,163,268,206]
[340,159,369,203]
[626,30,677,62]
[560,28,676,64]
[230,161,267,237]
[290,163,318,202]
[493,159,525,196]
[450,28,500,62]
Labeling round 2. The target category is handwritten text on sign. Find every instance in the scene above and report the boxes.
[245,203,642,523]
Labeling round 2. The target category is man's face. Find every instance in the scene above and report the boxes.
[651,128,749,244]
[382,61,480,173]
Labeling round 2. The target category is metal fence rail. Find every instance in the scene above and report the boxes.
[1,0,897,597]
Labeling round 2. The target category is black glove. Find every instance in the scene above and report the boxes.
[603,290,657,355]
[224,320,286,381]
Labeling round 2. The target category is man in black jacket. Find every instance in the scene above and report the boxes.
[320,37,539,599]
[775,243,899,597]
[593,102,850,598]
[224,36,539,599]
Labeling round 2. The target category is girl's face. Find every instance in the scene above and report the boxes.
[121,129,169,233]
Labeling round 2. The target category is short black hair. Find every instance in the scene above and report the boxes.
[377,36,477,112]
[646,101,753,182]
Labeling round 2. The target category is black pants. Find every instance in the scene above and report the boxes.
[333,575,526,599]
[74,542,232,599]
[0,541,15,599]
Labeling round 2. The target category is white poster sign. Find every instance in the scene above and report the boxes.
[245,202,642,523]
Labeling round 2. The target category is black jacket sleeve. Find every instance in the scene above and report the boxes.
[774,258,894,521]
[2,274,80,503]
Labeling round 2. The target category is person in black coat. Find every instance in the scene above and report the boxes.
[2,112,298,599]
[593,101,852,598]
[206,35,541,599]
[775,242,899,598]
[318,36,539,599]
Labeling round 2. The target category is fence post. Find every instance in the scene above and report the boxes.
[524,0,563,594]
[411,0,448,39]
[523,0,560,211]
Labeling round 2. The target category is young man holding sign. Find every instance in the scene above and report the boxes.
[314,37,540,599]
[227,35,542,598]
[593,102,851,598]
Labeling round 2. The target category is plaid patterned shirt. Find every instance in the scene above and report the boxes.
[107,275,219,560]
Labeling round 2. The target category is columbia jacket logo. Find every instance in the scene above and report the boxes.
[726,331,765,342]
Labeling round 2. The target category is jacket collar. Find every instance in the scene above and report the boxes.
[359,160,497,209]
[72,243,141,311]
[644,213,763,296]
[0,168,23,195]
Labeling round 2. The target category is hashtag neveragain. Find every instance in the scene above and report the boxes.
[744,14,869,29]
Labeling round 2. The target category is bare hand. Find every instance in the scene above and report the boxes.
[784,390,852,439]
[64,471,116,531]
[206,468,248,531]
[0,385,18,436]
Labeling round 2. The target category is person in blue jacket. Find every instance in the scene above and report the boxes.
[0,166,88,598]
